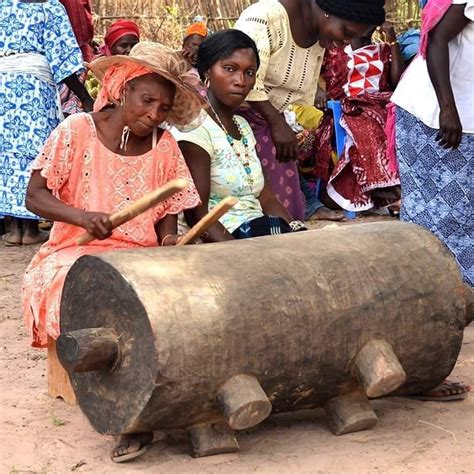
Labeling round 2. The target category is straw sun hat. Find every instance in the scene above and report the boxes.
[88,41,208,130]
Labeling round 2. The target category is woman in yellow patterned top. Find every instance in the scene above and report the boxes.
[235,0,387,221]
[175,30,307,240]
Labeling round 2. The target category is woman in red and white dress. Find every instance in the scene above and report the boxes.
[313,24,405,212]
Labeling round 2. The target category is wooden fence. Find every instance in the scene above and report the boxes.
[91,0,421,46]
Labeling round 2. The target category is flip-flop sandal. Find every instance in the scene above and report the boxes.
[405,381,470,402]
[2,234,22,247]
[406,392,468,402]
[111,432,165,463]
[112,443,151,463]
[388,207,400,218]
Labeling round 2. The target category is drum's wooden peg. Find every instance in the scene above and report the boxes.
[324,391,378,435]
[353,339,406,398]
[186,420,240,457]
[56,328,120,373]
[217,374,272,430]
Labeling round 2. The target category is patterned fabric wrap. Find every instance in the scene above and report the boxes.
[232,215,292,239]
[60,71,88,115]
[239,107,306,221]
[0,0,84,219]
[314,44,400,211]
[22,113,200,348]
[396,106,473,286]
[59,0,94,61]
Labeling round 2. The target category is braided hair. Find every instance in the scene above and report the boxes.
[315,0,386,26]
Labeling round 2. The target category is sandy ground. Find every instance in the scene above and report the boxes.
[1,227,473,474]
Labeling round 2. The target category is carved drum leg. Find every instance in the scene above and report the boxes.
[217,374,272,430]
[187,420,239,458]
[354,340,406,398]
[324,391,378,436]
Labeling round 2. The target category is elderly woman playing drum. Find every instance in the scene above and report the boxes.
[22,42,205,348]
[22,42,206,462]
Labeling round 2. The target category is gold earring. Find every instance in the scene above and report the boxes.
[204,76,210,88]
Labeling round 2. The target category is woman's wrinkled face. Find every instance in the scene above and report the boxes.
[122,73,176,136]
[207,48,258,108]
[111,34,139,56]
[317,15,374,49]
[183,34,205,55]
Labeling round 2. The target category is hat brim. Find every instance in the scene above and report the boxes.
[88,55,208,129]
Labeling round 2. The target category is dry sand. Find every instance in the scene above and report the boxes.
[1,240,473,474]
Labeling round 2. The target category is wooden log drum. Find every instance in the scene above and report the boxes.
[56,222,471,456]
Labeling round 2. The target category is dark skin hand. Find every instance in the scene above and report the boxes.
[180,141,235,242]
[249,101,300,163]
[62,73,94,112]
[426,4,469,150]
[378,23,405,89]
[248,0,374,162]
[26,170,113,240]
[155,214,181,246]
[180,141,292,242]
[314,85,328,110]
[182,34,205,67]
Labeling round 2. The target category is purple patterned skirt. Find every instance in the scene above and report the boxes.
[238,108,305,221]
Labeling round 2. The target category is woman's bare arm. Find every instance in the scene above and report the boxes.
[426,4,470,149]
[179,141,234,242]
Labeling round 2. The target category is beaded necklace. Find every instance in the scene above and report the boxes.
[209,104,254,187]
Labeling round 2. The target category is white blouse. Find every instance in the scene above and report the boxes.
[392,0,474,133]
[235,0,325,112]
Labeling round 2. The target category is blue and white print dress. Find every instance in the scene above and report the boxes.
[0,0,83,219]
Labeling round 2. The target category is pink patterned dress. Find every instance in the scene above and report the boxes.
[22,113,200,348]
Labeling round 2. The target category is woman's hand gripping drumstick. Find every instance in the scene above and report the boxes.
[76,179,187,245]
[178,196,238,246]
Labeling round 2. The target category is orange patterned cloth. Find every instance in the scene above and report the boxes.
[22,113,200,348]
[94,62,152,112]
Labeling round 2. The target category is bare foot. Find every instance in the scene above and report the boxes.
[22,229,49,245]
[310,206,345,221]
[2,232,22,246]
[111,432,154,463]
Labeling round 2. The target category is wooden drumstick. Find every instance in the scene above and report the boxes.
[178,196,238,246]
[77,179,187,245]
